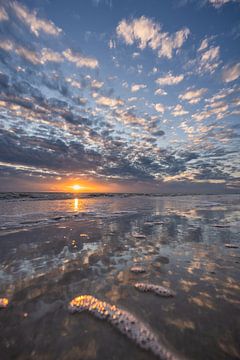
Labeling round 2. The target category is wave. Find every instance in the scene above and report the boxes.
[0,192,140,201]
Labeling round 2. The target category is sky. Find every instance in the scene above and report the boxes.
[0,0,239,193]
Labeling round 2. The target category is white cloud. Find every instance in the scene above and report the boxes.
[92,92,99,99]
[12,2,61,37]
[208,0,239,8]
[128,97,138,102]
[156,72,184,86]
[63,49,99,68]
[222,63,240,82]
[115,108,145,125]
[154,103,165,113]
[0,7,8,21]
[172,104,188,116]
[40,48,63,63]
[131,83,147,92]
[0,39,41,64]
[132,52,140,58]
[65,77,81,89]
[96,96,124,107]
[201,46,219,63]
[159,28,190,58]
[0,39,14,52]
[91,79,104,89]
[15,46,40,64]
[192,102,229,121]
[154,88,167,96]
[198,38,208,52]
[198,46,220,74]
[116,16,190,59]
[108,39,116,48]
[179,88,207,104]
[206,87,235,103]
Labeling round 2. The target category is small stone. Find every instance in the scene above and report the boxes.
[130,266,146,273]
[132,232,146,239]
[0,298,9,309]
[225,244,239,249]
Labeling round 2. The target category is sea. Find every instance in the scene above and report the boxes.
[0,193,239,360]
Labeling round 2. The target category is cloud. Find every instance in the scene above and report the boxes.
[201,46,219,63]
[114,108,145,125]
[65,77,81,89]
[155,72,184,86]
[206,87,235,103]
[208,0,239,8]
[154,88,167,96]
[0,39,14,52]
[131,83,147,92]
[154,103,165,113]
[158,28,190,58]
[172,104,189,116]
[0,1,238,191]
[96,96,124,107]
[0,39,62,65]
[179,88,207,104]
[0,7,9,21]
[15,46,40,65]
[91,79,104,89]
[116,16,190,59]
[222,63,240,82]
[198,38,209,52]
[0,37,98,69]
[192,102,228,121]
[11,1,62,37]
[40,48,63,64]
[0,39,41,65]
[62,49,99,68]
[132,52,140,58]
[199,46,220,74]
[108,39,116,48]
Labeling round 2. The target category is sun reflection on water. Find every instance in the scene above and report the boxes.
[74,198,79,211]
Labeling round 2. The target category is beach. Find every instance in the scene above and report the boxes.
[0,194,240,360]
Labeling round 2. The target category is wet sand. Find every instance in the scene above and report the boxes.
[0,195,240,360]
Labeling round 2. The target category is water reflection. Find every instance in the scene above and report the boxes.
[0,195,239,360]
[74,198,79,211]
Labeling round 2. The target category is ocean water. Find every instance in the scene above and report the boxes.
[0,194,239,360]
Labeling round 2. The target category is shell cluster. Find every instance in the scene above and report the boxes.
[0,298,9,309]
[135,283,175,297]
[69,295,180,360]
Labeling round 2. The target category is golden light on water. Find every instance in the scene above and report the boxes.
[74,198,79,210]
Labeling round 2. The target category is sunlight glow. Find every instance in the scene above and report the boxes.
[71,184,82,191]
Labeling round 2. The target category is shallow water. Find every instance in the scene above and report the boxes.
[0,195,239,360]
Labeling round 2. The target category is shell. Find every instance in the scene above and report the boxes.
[135,283,175,297]
[69,295,181,360]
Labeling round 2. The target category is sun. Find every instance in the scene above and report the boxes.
[71,184,82,191]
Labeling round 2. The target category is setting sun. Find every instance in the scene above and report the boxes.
[71,184,82,191]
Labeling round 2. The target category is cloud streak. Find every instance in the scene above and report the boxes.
[11,1,62,36]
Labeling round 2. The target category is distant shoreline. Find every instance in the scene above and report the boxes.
[0,191,239,201]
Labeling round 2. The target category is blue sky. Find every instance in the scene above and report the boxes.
[0,0,239,192]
